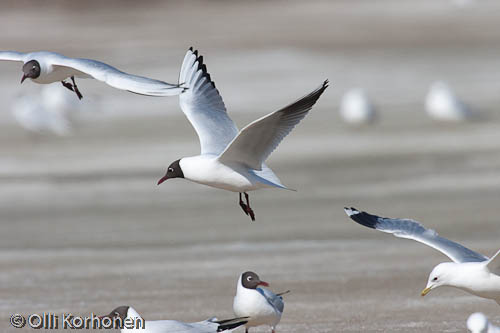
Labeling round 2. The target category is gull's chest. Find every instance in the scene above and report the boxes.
[182,158,256,192]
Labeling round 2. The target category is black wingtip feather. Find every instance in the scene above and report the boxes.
[191,51,217,89]
[345,207,379,230]
[216,319,248,332]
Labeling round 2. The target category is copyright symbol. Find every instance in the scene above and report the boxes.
[10,314,26,328]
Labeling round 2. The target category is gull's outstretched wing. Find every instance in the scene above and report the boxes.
[257,288,285,314]
[178,48,239,155]
[218,80,328,170]
[0,51,26,62]
[49,53,184,96]
[344,207,488,263]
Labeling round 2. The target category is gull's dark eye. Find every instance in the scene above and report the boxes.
[168,168,174,172]
[247,276,252,281]
[32,65,36,69]
[432,277,438,281]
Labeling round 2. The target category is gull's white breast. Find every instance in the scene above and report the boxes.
[233,285,280,328]
[180,156,268,192]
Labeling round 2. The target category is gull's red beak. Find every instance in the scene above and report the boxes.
[258,281,269,287]
[21,74,27,84]
[157,175,168,185]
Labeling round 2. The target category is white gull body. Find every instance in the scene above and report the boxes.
[425,81,472,122]
[345,207,500,304]
[339,88,376,124]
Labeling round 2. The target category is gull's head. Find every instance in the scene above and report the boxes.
[21,60,41,84]
[157,159,184,185]
[421,262,455,296]
[98,305,130,321]
[240,271,269,289]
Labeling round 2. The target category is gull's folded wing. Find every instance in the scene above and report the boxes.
[218,80,328,170]
[178,48,239,155]
[344,207,488,263]
[257,288,285,314]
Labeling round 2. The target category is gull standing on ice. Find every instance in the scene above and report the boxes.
[467,313,500,333]
[425,81,472,122]
[344,207,500,304]
[0,51,185,99]
[233,271,289,333]
[157,47,328,221]
[99,305,248,333]
[339,88,376,124]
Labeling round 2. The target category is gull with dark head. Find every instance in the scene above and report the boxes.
[233,271,289,333]
[0,50,185,99]
[344,207,500,304]
[99,305,248,333]
[157,47,328,221]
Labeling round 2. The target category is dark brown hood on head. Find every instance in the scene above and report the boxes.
[102,306,129,320]
[157,159,184,185]
[21,60,41,83]
[241,271,269,289]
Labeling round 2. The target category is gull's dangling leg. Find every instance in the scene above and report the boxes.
[61,80,75,92]
[244,192,255,221]
[245,329,249,333]
[239,193,249,216]
[71,76,83,100]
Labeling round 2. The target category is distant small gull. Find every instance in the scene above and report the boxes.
[0,51,185,99]
[467,313,500,333]
[344,207,500,304]
[99,305,248,333]
[233,271,289,333]
[157,47,328,221]
[339,88,376,124]
[425,81,472,122]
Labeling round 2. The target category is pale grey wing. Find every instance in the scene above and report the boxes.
[0,51,26,62]
[178,48,238,155]
[218,80,328,170]
[257,288,284,314]
[51,57,184,96]
[344,207,488,263]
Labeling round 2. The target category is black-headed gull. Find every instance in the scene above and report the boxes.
[99,305,248,333]
[467,313,500,333]
[344,207,500,304]
[339,88,376,125]
[425,81,472,122]
[157,47,328,221]
[0,51,185,99]
[233,271,289,333]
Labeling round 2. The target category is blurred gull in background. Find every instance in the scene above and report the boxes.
[467,313,500,333]
[11,84,96,136]
[339,88,376,125]
[425,81,473,122]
